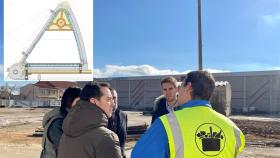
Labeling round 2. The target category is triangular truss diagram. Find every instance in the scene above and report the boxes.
[7,1,92,80]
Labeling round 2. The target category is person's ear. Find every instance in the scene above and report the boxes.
[185,82,192,92]
[89,98,96,104]
[175,86,179,93]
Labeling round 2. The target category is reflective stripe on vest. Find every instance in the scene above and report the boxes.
[160,106,245,158]
[234,128,242,158]
[160,112,184,158]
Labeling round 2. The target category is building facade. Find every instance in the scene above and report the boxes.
[81,70,280,114]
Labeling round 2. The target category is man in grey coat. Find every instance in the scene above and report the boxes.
[58,82,122,158]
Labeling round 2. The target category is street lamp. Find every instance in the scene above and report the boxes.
[198,0,203,70]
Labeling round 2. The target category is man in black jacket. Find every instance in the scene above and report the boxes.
[108,88,128,158]
[151,77,179,124]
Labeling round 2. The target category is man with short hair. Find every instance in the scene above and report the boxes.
[58,82,122,158]
[108,88,128,158]
[132,71,245,158]
[151,76,178,124]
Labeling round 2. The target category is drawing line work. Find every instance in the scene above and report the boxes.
[7,1,92,80]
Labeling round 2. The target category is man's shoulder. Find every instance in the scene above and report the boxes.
[154,95,166,105]
[115,109,127,119]
[95,126,116,134]
[193,107,239,128]
[154,95,166,103]
[42,108,61,127]
[119,110,127,117]
[95,127,120,143]
[154,95,166,109]
[82,126,116,142]
[212,110,239,127]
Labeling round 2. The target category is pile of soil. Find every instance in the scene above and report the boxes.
[232,118,280,147]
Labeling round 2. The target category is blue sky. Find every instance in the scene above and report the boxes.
[1,0,280,85]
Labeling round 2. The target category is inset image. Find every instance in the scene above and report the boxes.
[4,0,93,81]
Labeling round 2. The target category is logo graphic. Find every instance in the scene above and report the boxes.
[195,123,226,156]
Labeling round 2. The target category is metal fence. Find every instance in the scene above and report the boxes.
[0,99,60,107]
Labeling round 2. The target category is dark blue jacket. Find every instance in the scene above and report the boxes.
[40,108,64,158]
[108,109,128,158]
[151,96,168,124]
[48,118,64,154]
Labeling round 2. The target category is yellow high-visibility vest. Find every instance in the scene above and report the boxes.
[160,106,245,158]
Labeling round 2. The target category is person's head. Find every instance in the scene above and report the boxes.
[177,70,215,106]
[161,77,178,103]
[60,87,81,117]
[109,87,118,112]
[80,82,113,117]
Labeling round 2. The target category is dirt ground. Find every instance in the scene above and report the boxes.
[0,108,280,158]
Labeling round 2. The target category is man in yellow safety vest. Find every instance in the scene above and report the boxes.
[132,70,245,158]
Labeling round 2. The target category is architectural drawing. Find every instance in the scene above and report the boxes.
[7,1,92,80]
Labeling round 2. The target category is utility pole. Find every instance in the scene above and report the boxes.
[198,0,203,70]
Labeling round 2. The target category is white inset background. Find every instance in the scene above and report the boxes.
[4,0,93,81]
[26,32,80,63]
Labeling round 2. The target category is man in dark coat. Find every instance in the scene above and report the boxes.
[58,82,122,158]
[108,88,128,158]
[151,77,179,124]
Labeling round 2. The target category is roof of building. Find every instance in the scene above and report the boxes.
[34,81,78,89]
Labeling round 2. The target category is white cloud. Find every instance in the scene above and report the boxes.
[204,69,230,73]
[262,13,280,25]
[93,65,230,78]
[268,67,280,70]
[225,63,280,72]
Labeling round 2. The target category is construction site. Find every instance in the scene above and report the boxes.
[0,70,280,157]
[1,0,280,157]
[0,108,280,158]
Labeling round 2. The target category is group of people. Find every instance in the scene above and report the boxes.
[41,82,127,158]
[40,70,245,158]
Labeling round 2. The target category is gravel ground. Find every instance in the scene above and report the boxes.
[0,108,279,158]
